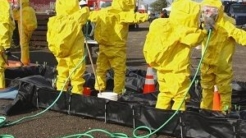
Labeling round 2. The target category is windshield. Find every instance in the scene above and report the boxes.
[231,4,246,13]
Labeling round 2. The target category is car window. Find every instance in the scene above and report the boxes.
[100,1,111,8]
[231,4,246,13]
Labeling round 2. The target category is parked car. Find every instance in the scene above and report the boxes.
[223,1,237,13]
[224,2,246,29]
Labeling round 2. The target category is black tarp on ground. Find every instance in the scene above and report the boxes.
[134,106,182,137]
[2,65,246,138]
[184,111,237,138]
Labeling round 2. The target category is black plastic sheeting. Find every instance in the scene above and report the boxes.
[2,65,246,138]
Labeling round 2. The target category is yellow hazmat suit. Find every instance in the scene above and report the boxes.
[200,0,246,111]
[89,0,148,94]
[0,0,15,89]
[143,0,205,110]
[47,0,89,94]
[12,0,37,65]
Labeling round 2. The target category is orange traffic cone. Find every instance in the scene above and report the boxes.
[143,65,155,94]
[212,85,221,111]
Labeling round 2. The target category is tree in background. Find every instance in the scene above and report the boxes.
[150,0,168,13]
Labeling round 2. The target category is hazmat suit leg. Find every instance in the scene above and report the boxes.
[156,71,189,110]
[172,78,190,110]
[95,46,126,94]
[95,48,110,92]
[156,91,172,110]
[56,57,69,92]
[56,51,86,94]
[19,30,32,65]
[217,80,232,111]
[215,44,234,111]
[69,51,86,94]
[0,48,6,89]
[110,48,126,94]
[0,62,5,89]
[200,64,216,110]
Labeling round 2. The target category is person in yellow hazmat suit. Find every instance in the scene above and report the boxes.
[0,0,15,89]
[143,0,206,110]
[11,0,37,66]
[47,0,89,94]
[89,0,148,94]
[199,0,246,111]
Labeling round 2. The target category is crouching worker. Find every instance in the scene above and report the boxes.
[89,0,148,94]
[143,0,206,110]
[0,0,15,89]
[47,0,89,94]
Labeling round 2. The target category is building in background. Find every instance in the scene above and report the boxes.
[30,0,55,13]
[30,0,148,13]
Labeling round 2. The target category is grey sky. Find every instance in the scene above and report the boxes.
[142,0,155,4]
[142,0,173,5]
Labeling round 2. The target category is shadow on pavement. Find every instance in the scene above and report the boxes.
[126,57,147,66]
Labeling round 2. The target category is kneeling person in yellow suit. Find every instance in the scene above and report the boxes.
[143,0,206,110]
[47,0,89,94]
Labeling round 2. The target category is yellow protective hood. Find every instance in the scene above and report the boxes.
[55,0,80,16]
[169,0,200,28]
[201,0,224,21]
[111,0,136,11]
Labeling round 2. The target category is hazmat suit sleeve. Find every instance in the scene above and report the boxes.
[74,6,90,24]
[119,11,148,23]
[224,13,236,25]
[179,27,206,47]
[224,22,246,46]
